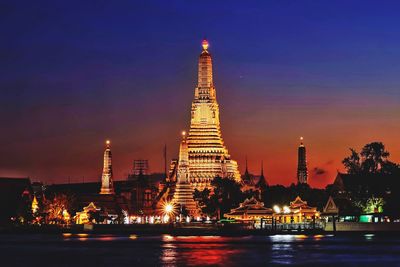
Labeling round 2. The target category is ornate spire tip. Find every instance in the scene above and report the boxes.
[202,39,209,50]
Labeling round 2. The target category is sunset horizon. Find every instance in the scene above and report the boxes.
[0,4,400,188]
[2,2,400,266]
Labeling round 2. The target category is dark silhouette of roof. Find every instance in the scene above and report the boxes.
[334,172,397,196]
[45,173,164,196]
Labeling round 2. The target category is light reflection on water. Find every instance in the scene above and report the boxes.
[160,236,241,266]
[2,233,400,266]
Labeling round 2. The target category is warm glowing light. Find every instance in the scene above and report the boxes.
[165,204,174,213]
[202,39,209,50]
[186,216,191,223]
[129,234,137,240]
[62,233,72,237]
[31,195,39,214]
[163,234,174,241]
[165,203,173,214]
[283,206,291,214]
[163,214,170,223]
[77,233,89,237]
[182,131,186,137]
[273,205,281,213]
[62,209,70,222]
[106,140,110,145]
[300,136,303,141]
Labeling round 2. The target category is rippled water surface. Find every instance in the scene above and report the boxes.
[1,233,400,266]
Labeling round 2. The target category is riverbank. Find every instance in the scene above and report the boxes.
[3,222,400,236]
[0,223,326,236]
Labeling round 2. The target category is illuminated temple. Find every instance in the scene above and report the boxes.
[172,132,199,214]
[185,39,241,190]
[100,140,114,194]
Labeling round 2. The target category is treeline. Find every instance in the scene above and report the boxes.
[194,142,400,219]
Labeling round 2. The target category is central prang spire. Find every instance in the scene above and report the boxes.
[185,39,241,190]
[196,39,216,100]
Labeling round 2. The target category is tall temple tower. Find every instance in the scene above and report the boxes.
[297,137,308,184]
[173,131,198,214]
[186,39,241,190]
[100,140,115,194]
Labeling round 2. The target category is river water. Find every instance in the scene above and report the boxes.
[1,233,400,266]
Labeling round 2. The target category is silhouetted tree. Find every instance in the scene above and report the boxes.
[342,148,362,174]
[342,142,398,175]
[194,176,245,218]
[361,142,390,173]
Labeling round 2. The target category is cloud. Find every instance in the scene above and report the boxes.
[312,167,326,176]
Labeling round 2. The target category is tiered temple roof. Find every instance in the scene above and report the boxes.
[225,197,273,220]
[172,132,199,215]
[186,40,240,190]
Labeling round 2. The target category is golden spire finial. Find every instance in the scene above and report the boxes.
[202,39,209,51]
[181,131,186,138]
[106,139,111,147]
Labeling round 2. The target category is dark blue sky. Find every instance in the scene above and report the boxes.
[1,1,399,187]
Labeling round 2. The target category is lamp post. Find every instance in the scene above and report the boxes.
[163,202,175,224]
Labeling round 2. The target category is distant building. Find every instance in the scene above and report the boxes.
[242,157,255,190]
[255,161,268,198]
[100,140,114,195]
[132,160,149,176]
[297,137,308,184]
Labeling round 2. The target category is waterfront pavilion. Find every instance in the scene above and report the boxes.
[224,197,273,223]
[273,196,320,224]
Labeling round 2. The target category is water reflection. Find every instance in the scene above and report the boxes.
[3,233,400,266]
[161,243,178,265]
[364,233,375,241]
[161,236,242,266]
[270,235,295,265]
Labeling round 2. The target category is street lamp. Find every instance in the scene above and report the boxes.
[165,203,173,214]
[162,202,175,223]
[273,205,281,213]
[283,206,291,214]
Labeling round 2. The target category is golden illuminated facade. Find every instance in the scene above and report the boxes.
[172,132,199,215]
[100,140,115,194]
[186,40,241,190]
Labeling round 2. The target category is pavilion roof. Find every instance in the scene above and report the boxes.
[226,197,273,217]
[290,196,308,208]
